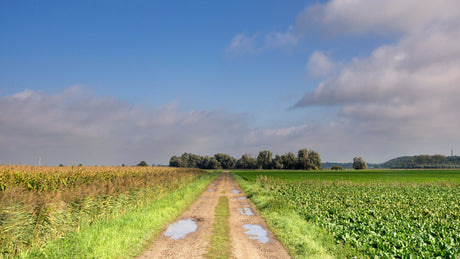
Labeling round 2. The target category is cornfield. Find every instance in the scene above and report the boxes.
[0,165,207,257]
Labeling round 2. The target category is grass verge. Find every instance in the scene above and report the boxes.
[204,195,231,259]
[232,173,359,259]
[20,172,219,259]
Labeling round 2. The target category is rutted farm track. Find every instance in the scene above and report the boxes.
[138,172,290,259]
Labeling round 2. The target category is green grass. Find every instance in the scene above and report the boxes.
[20,172,219,259]
[204,195,231,259]
[234,169,460,185]
[233,170,460,258]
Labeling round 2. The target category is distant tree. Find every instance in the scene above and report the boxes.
[331,165,344,170]
[308,150,322,170]
[122,164,125,167]
[59,164,64,167]
[214,153,237,169]
[169,156,183,167]
[353,157,368,170]
[297,149,309,169]
[236,154,257,169]
[199,156,220,169]
[138,161,148,166]
[416,155,432,167]
[432,154,447,165]
[257,150,273,169]
[282,152,297,169]
[274,155,283,169]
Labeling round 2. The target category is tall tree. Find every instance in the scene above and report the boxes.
[214,153,237,169]
[353,157,368,170]
[297,148,308,169]
[236,154,257,169]
[308,150,322,170]
[274,155,283,169]
[257,150,273,169]
[169,156,184,167]
[282,152,297,169]
[199,156,220,169]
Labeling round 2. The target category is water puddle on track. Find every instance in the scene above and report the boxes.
[236,197,247,200]
[208,189,215,192]
[243,224,269,243]
[164,218,198,240]
[238,208,254,216]
[232,189,240,194]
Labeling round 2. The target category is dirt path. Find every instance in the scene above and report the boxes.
[138,172,290,259]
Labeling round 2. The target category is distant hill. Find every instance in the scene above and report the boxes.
[380,155,460,169]
[323,155,460,169]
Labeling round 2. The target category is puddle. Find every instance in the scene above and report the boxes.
[236,197,247,200]
[210,184,216,186]
[238,208,254,216]
[232,189,240,194]
[164,218,198,240]
[208,189,215,192]
[243,224,269,243]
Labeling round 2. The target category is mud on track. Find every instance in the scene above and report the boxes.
[138,172,290,259]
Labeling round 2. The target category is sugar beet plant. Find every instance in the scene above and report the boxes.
[255,176,460,258]
[0,165,207,257]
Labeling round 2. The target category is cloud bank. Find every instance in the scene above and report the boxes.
[226,0,460,161]
[0,87,250,165]
[294,0,460,160]
[0,87,336,165]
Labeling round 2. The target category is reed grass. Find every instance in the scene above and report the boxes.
[0,165,207,257]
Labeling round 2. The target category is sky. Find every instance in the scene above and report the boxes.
[1,0,460,166]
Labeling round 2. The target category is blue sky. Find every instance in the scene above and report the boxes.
[1,0,460,165]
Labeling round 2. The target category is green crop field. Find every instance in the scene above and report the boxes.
[234,170,460,258]
[235,169,460,184]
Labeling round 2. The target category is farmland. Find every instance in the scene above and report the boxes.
[0,165,216,258]
[234,170,460,258]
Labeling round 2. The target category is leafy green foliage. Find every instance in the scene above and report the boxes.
[169,148,321,170]
[353,157,368,170]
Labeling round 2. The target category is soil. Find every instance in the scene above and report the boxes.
[138,172,291,259]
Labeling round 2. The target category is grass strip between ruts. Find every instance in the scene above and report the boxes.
[204,195,231,259]
[20,172,219,259]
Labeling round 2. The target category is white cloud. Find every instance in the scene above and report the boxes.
[307,51,338,77]
[1,86,393,165]
[264,26,300,49]
[0,87,250,165]
[226,33,263,55]
[294,0,460,160]
[227,26,301,55]
[297,0,460,35]
[3,85,453,165]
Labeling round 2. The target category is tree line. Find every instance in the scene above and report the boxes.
[169,149,322,170]
[381,155,460,168]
